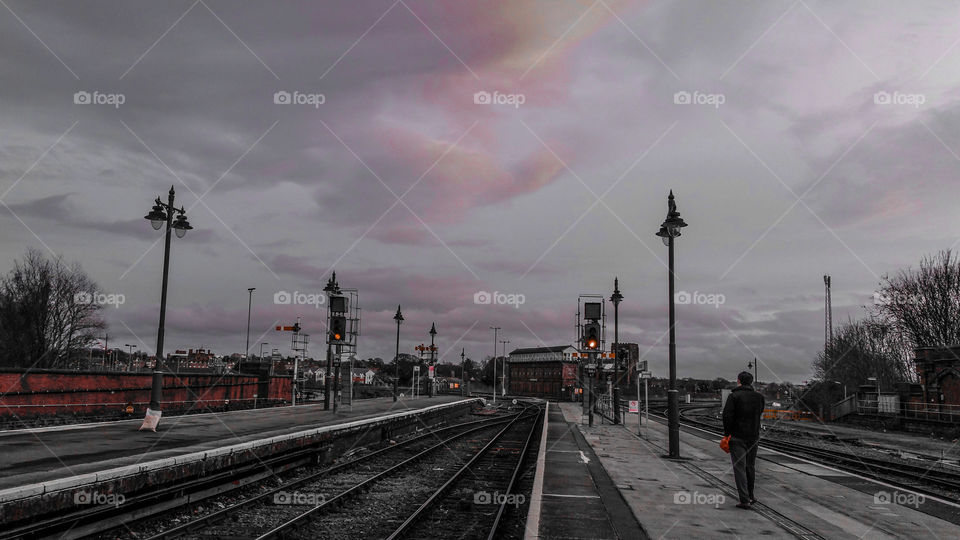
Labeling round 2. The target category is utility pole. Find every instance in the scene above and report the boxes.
[500,339,510,397]
[824,275,833,352]
[489,326,500,404]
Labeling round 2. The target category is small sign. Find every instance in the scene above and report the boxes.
[640,371,651,379]
[637,360,648,372]
[413,366,420,373]
[428,365,435,379]
[628,400,639,413]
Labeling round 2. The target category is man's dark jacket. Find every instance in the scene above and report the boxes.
[722,386,765,441]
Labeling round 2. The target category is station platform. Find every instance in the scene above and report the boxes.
[528,402,960,539]
[0,395,466,494]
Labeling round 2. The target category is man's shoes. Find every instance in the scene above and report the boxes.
[736,502,751,509]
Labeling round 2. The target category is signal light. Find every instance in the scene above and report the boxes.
[330,315,347,343]
[583,322,600,350]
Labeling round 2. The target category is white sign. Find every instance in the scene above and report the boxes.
[628,400,639,413]
[637,360,648,372]
[640,371,651,379]
[413,366,420,373]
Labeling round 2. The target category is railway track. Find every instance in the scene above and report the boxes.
[110,402,544,540]
[5,407,517,540]
[670,406,960,500]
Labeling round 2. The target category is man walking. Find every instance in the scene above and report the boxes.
[722,371,765,509]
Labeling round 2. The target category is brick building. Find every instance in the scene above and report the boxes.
[915,345,960,406]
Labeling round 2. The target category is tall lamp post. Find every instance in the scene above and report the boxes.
[489,326,500,404]
[500,340,510,397]
[393,305,403,402]
[143,186,193,423]
[655,190,687,459]
[747,358,758,386]
[611,278,623,425]
[460,348,466,397]
[428,323,437,398]
[245,288,255,358]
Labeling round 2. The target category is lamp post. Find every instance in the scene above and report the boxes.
[489,326,500,405]
[259,342,269,361]
[143,186,193,423]
[611,277,623,425]
[245,288,255,358]
[428,323,437,398]
[500,339,510,398]
[460,348,466,397]
[655,190,687,459]
[747,358,759,386]
[393,305,403,402]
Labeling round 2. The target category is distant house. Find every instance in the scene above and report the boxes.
[351,368,375,385]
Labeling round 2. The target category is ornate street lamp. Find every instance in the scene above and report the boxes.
[393,305,403,402]
[142,186,192,429]
[655,190,687,458]
[610,277,623,425]
[428,323,437,397]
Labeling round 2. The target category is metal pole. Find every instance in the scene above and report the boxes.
[667,234,680,458]
[490,326,499,404]
[149,187,176,412]
[613,287,620,425]
[245,288,255,357]
[428,328,436,398]
[637,373,641,435]
[334,344,341,412]
[644,377,649,431]
[324,342,332,410]
[588,351,595,427]
[394,314,400,402]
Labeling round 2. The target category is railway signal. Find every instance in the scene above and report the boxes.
[330,315,347,343]
[583,322,600,350]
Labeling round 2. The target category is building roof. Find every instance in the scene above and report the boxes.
[508,345,575,356]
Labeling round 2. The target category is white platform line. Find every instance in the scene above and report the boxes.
[523,401,549,540]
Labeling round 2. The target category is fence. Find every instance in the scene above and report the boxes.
[858,399,960,423]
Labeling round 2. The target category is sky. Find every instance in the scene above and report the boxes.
[2,0,959,384]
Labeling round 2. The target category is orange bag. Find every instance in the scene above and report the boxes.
[720,435,732,453]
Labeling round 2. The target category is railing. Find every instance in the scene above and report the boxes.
[857,399,960,423]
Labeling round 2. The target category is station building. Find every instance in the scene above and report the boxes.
[506,345,580,401]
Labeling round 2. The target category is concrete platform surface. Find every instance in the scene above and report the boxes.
[0,395,464,491]
[568,403,960,539]
[530,403,647,539]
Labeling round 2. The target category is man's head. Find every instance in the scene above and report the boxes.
[737,371,754,387]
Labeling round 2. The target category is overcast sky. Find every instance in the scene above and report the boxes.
[2,0,959,383]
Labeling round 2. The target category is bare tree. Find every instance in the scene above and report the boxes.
[813,316,913,393]
[875,249,960,349]
[0,248,105,368]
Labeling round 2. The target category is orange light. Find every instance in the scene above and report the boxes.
[333,333,341,340]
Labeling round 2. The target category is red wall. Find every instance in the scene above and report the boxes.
[0,369,292,421]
